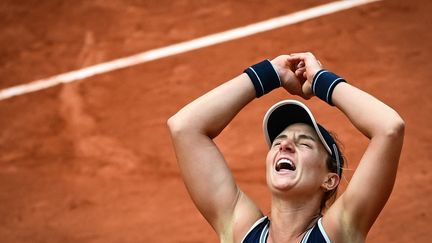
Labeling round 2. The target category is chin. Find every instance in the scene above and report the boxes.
[268,177,296,192]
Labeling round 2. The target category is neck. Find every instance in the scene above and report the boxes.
[267,193,322,243]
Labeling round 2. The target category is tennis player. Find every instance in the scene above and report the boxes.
[168,52,404,242]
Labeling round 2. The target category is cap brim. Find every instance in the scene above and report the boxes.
[263,100,331,154]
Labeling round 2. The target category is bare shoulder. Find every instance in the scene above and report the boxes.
[226,191,263,243]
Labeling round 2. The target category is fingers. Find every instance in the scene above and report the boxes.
[287,52,320,66]
[275,52,320,99]
[297,61,305,69]
[270,55,296,75]
[302,81,313,99]
[286,52,311,62]
[287,52,323,82]
[295,67,306,77]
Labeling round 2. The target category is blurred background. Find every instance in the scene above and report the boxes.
[1,0,431,242]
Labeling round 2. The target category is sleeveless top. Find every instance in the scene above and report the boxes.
[241,216,331,243]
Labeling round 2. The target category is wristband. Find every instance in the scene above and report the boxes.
[312,69,346,106]
[244,60,281,97]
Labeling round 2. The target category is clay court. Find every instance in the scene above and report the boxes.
[1,0,431,242]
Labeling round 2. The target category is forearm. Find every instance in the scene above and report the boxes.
[167,73,258,230]
[283,52,406,235]
[332,82,405,139]
[331,81,405,233]
[168,73,256,138]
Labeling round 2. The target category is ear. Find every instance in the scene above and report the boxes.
[321,173,340,192]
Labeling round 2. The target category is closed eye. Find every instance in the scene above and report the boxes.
[296,134,316,149]
[298,142,312,148]
[272,141,281,147]
[272,134,287,147]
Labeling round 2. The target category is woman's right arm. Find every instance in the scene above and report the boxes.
[167,73,262,238]
[168,56,303,239]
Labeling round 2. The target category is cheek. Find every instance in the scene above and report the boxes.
[302,150,327,171]
[265,150,273,167]
[265,148,278,168]
[266,149,274,158]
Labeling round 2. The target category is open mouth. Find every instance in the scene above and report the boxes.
[275,158,296,172]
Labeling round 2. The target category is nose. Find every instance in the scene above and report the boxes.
[279,138,295,153]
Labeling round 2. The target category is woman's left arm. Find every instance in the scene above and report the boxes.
[330,81,405,235]
[289,52,405,239]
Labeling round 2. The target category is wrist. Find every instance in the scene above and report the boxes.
[244,59,281,98]
[269,61,282,83]
[312,69,346,106]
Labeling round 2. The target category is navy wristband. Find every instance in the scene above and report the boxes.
[244,60,281,97]
[312,69,346,105]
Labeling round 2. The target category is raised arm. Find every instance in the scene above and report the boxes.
[331,80,404,234]
[167,56,302,239]
[289,53,405,240]
[167,73,259,236]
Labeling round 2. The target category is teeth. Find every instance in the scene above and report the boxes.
[277,158,293,166]
[276,158,295,171]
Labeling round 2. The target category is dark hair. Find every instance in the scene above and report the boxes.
[319,133,345,213]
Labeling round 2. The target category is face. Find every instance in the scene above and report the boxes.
[266,123,330,197]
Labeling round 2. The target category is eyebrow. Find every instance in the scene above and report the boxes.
[298,134,316,142]
[273,133,317,143]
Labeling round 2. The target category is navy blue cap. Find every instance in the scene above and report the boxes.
[263,100,343,176]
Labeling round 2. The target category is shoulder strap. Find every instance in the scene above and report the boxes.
[317,217,331,243]
[301,217,332,243]
[241,216,269,243]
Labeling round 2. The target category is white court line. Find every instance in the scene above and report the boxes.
[0,0,381,101]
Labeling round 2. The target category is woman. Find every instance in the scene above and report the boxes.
[167,52,404,242]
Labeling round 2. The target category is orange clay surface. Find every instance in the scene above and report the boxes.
[0,0,431,242]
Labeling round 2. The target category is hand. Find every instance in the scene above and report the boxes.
[287,52,323,84]
[270,55,312,99]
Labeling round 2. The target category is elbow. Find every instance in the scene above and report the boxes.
[167,112,198,137]
[167,113,184,136]
[167,112,217,139]
[384,114,405,139]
